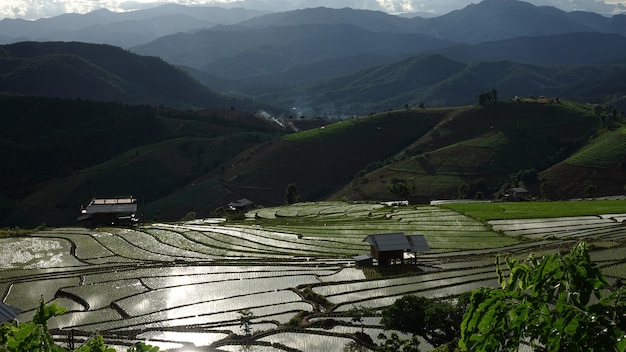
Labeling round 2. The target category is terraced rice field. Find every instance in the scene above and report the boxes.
[1,201,625,351]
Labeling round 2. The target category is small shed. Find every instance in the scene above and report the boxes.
[78,196,138,227]
[0,302,20,322]
[353,254,374,267]
[505,187,529,201]
[363,232,430,265]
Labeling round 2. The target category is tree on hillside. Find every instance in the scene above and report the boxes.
[477,90,497,106]
[584,182,597,198]
[457,183,469,199]
[389,179,410,198]
[540,179,553,200]
[460,242,626,352]
[519,168,538,185]
[285,183,300,204]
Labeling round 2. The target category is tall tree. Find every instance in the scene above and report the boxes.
[285,183,300,204]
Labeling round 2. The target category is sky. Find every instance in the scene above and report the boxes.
[2,0,625,20]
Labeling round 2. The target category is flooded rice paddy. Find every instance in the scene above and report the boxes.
[2,202,626,351]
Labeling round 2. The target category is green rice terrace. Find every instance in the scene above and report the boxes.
[1,200,626,351]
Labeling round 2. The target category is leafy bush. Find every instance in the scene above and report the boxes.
[0,298,161,352]
[460,242,626,351]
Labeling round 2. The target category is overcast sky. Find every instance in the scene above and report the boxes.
[2,0,625,20]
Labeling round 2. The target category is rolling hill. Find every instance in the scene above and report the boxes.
[0,95,288,227]
[2,95,624,227]
[0,41,269,111]
[217,100,622,206]
[131,22,453,80]
[257,53,626,116]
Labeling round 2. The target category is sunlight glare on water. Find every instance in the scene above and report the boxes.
[0,237,82,269]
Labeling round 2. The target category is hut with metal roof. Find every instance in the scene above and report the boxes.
[77,196,138,227]
[362,232,430,265]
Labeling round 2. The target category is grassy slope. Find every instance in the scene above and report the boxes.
[0,41,263,110]
[440,199,626,220]
[220,109,452,205]
[540,120,626,199]
[331,100,601,202]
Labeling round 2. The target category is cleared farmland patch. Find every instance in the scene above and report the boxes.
[489,214,626,240]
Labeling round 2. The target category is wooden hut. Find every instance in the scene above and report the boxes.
[77,196,138,227]
[363,232,430,265]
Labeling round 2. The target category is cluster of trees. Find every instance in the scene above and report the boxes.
[477,89,498,106]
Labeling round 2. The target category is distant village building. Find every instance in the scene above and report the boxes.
[358,232,430,266]
[505,187,529,202]
[228,198,255,211]
[77,196,138,227]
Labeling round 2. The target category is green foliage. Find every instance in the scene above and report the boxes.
[519,168,538,185]
[459,242,626,351]
[0,298,161,352]
[347,305,376,333]
[180,212,197,222]
[344,341,371,352]
[584,182,597,198]
[75,335,115,352]
[381,293,469,347]
[126,342,162,352]
[388,179,410,198]
[477,90,497,106]
[441,199,626,220]
[376,332,421,352]
[457,183,469,199]
[300,286,333,311]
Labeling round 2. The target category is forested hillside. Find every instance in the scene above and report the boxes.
[0,95,287,226]
[0,41,270,111]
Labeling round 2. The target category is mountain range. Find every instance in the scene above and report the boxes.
[0,5,267,48]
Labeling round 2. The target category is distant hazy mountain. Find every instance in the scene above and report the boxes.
[132,22,454,80]
[430,32,626,65]
[257,53,626,115]
[412,0,626,43]
[0,5,268,47]
[0,41,266,110]
[128,1,626,102]
[234,6,422,32]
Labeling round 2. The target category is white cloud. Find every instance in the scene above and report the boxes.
[1,0,626,20]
